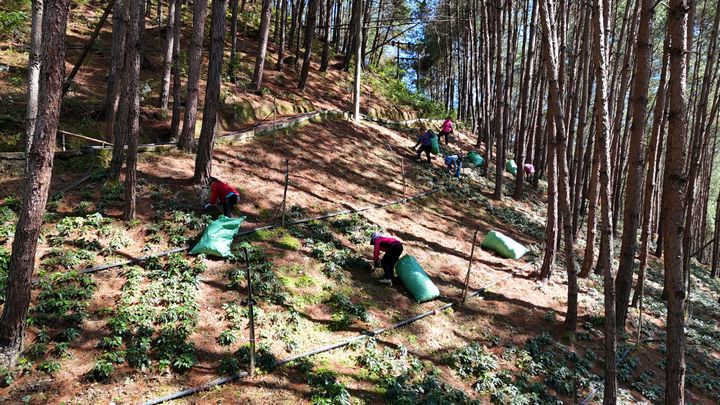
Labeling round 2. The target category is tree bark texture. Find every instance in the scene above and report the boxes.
[251,0,273,91]
[662,0,690,402]
[178,0,209,152]
[0,0,71,368]
[194,0,229,185]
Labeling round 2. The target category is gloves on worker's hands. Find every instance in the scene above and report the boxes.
[203,203,212,210]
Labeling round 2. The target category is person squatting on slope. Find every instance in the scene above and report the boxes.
[523,163,535,183]
[439,116,453,145]
[444,154,463,179]
[370,232,404,286]
[413,128,434,163]
[204,177,240,217]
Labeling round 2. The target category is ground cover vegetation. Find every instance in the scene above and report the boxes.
[1,0,720,403]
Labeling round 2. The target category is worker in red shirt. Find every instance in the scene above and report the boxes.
[370,232,404,286]
[204,177,240,217]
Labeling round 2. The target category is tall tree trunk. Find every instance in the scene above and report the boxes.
[0,0,71,368]
[276,0,288,70]
[538,0,578,333]
[160,0,177,109]
[352,0,363,121]
[108,0,133,181]
[25,0,44,159]
[178,0,209,152]
[591,0,617,402]
[492,1,505,199]
[293,0,306,68]
[298,0,318,90]
[170,0,183,140]
[538,111,558,281]
[251,0,273,91]
[513,0,537,201]
[631,29,670,309]
[614,0,653,332]
[228,0,240,74]
[106,0,128,142]
[320,0,332,71]
[194,0,229,185]
[124,0,145,220]
[663,0,690,402]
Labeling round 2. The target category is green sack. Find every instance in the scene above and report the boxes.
[190,216,246,258]
[467,151,484,168]
[481,230,528,260]
[505,159,518,175]
[430,135,440,155]
[395,255,440,303]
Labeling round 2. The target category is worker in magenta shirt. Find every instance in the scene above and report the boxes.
[370,232,403,286]
[439,116,453,145]
[204,177,240,217]
[523,163,535,183]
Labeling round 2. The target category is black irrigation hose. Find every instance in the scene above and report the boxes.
[78,187,446,275]
[141,272,516,405]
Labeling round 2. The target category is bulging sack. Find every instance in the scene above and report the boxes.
[430,135,440,155]
[481,230,528,260]
[395,255,440,303]
[190,216,246,258]
[467,151,484,168]
[505,159,518,175]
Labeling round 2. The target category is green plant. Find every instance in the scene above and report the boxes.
[0,367,13,387]
[0,11,28,42]
[38,360,61,375]
[87,359,114,382]
[325,292,369,330]
[218,356,241,375]
[307,370,351,405]
[447,343,498,380]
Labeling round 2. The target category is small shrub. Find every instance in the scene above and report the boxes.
[447,343,498,380]
[325,292,369,330]
[307,370,351,405]
[87,359,114,382]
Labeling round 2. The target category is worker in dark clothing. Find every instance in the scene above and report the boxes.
[444,154,463,179]
[370,232,404,286]
[204,177,240,217]
[413,129,434,164]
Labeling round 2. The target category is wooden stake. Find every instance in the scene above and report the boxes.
[280,159,289,227]
[461,229,480,304]
[401,158,407,200]
[244,247,256,377]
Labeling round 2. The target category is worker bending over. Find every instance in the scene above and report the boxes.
[370,232,404,286]
[205,177,240,217]
[413,128,434,164]
[445,154,463,179]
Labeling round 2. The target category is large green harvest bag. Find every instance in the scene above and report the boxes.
[395,255,440,303]
[481,230,528,260]
[505,159,518,175]
[467,151,484,168]
[190,216,246,258]
[430,135,440,155]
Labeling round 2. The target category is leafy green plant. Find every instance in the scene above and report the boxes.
[38,360,61,375]
[0,367,13,387]
[0,11,28,42]
[325,292,370,330]
[447,343,498,380]
[307,370,351,405]
[87,359,114,382]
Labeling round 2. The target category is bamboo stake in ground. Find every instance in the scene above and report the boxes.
[280,159,290,227]
[243,247,256,377]
[401,158,407,200]
[461,229,480,304]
